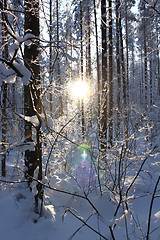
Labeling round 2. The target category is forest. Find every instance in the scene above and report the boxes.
[0,0,160,239]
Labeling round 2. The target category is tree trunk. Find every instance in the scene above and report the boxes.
[156,24,160,95]
[108,0,113,146]
[115,0,121,138]
[140,48,144,105]
[93,0,101,136]
[125,3,129,105]
[118,0,128,142]
[86,2,92,127]
[149,52,153,106]
[56,0,63,117]
[24,0,43,215]
[100,0,107,148]
[143,3,148,107]
[1,0,8,177]
[49,0,53,113]
[80,0,85,138]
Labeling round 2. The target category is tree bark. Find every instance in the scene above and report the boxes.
[143,2,148,107]
[56,0,63,117]
[49,0,53,113]
[1,0,8,177]
[108,0,113,146]
[100,0,107,148]
[24,0,43,215]
[115,0,121,138]
[80,0,85,138]
[93,0,101,136]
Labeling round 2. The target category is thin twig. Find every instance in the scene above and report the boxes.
[44,113,78,176]
[143,0,160,15]
[126,146,156,197]
[109,226,116,240]
[17,168,100,215]
[67,212,96,240]
[146,175,160,240]
[67,209,108,240]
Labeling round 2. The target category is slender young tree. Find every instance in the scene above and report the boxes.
[115,0,121,137]
[118,0,128,141]
[108,0,113,146]
[49,0,53,113]
[125,2,129,104]
[55,0,63,117]
[80,0,85,138]
[143,3,148,107]
[157,23,160,95]
[85,0,92,126]
[93,0,101,135]
[85,1,91,80]
[100,0,108,148]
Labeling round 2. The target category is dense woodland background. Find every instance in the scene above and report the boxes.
[0,0,160,239]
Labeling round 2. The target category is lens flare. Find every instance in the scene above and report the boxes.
[81,151,87,160]
[73,143,96,192]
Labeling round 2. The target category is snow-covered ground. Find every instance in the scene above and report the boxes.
[0,150,160,240]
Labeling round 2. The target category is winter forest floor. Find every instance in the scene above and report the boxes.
[1,102,160,240]
[0,146,160,240]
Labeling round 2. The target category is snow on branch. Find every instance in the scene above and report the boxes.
[0,58,31,86]
[19,114,40,127]
[0,63,16,84]
[0,141,35,154]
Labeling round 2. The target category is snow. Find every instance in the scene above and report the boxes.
[23,33,37,46]
[19,114,40,127]
[10,141,35,153]
[9,43,19,57]
[13,62,31,85]
[1,149,160,240]
[66,54,78,62]
[0,92,160,240]
[0,63,16,84]
[154,211,160,221]
[0,60,31,86]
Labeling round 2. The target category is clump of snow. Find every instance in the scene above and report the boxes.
[154,211,160,221]
[23,33,36,46]
[0,63,16,84]
[19,114,40,127]
[13,61,31,85]
[66,54,78,62]
[9,42,19,57]
[0,60,31,86]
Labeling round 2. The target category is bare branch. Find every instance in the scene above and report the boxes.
[125,146,156,198]
[67,209,108,240]
[146,175,160,240]
[143,0,160,15]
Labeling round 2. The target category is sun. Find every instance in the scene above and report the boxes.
[70,80,90,100]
